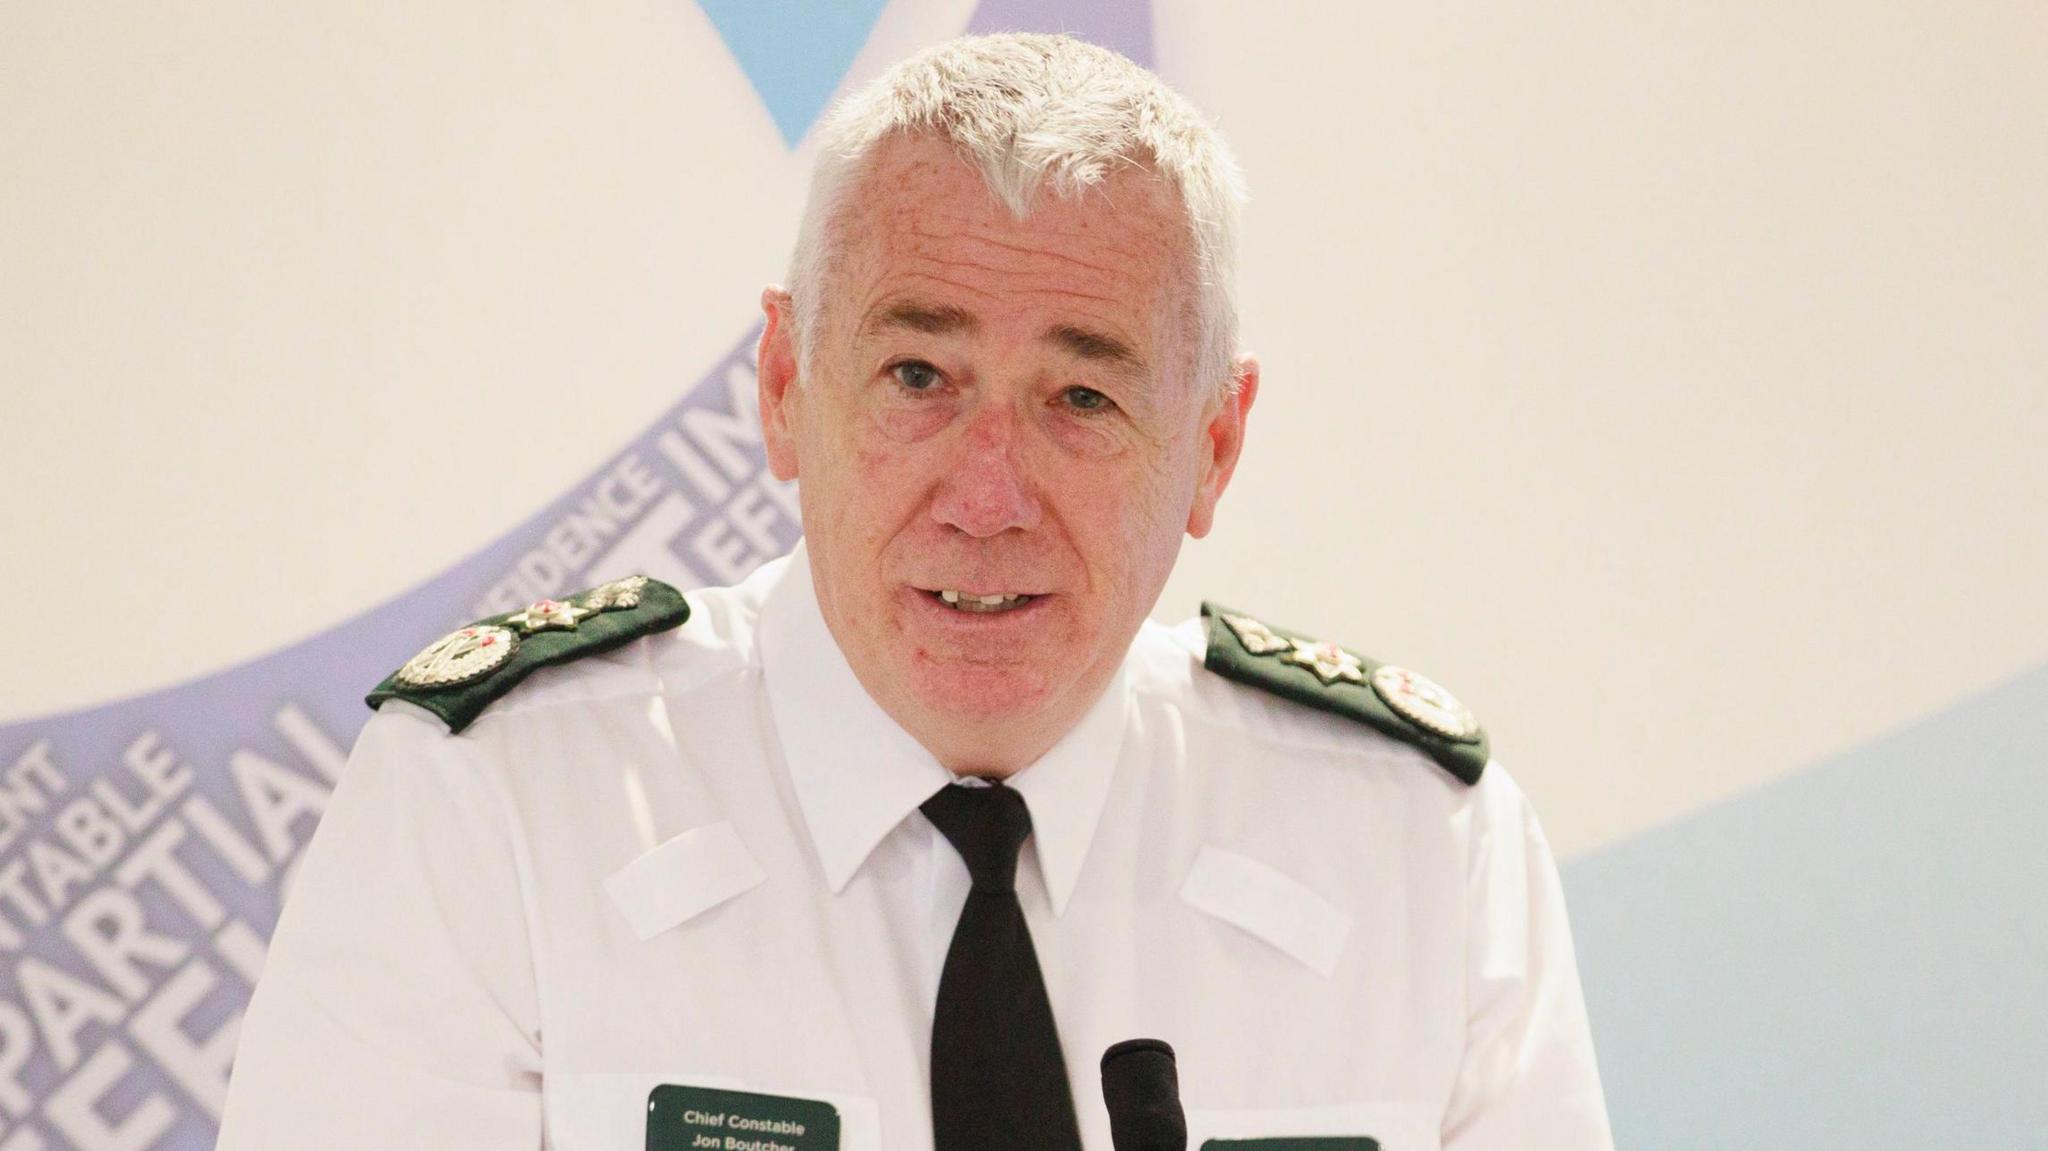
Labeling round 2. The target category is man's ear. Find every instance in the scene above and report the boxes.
[757,286,803,482]
[1185,354,1259,539]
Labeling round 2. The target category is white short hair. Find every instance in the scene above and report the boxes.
[786,33,1249,397]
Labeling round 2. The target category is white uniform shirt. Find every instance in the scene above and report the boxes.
[218,547,1613,1150]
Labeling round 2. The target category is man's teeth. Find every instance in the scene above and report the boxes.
[935,590,1031,612]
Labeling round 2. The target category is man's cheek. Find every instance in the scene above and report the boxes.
[1106,476,1193,572]
[842,444,939,544]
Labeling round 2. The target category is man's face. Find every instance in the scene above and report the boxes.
[759,133,1256,772]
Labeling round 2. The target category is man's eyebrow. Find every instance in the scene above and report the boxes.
[858,305,1148,376]
[860,301,980,339]
[1044,324,1146,374]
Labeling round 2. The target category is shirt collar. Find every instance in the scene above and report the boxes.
[756,542,1129,917]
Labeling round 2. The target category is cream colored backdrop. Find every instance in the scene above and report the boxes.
[9,3,2042,853]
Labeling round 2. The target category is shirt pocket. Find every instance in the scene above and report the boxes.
[1179,845,1354,976]
[602,821,766,941]
[545,1072,881,1151]
[1184,1099,1438,1151]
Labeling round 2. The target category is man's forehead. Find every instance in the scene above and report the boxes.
[856,132,1181,243]
[827,134,1194,361]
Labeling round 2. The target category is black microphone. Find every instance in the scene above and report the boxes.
[1100,1038,1186,1151]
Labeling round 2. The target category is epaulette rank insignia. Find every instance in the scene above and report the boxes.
[367,575,689,733]
[1200,602,1488,785]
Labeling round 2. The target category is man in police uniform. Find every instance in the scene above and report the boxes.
[219,33,1613,1151]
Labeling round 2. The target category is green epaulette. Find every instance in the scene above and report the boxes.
[1200,602,1488,785]
[367,576,690,733]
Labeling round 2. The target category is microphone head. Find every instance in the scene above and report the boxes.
[1100,1038,1186,1151]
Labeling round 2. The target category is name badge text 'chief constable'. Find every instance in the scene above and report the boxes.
[217,32,1615,1151]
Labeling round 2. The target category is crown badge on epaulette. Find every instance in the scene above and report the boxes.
[581,575,649,611]
[1220,613,1292,655]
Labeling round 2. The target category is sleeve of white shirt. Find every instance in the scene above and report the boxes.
[1440,765,1615,1150]
[216,702,544,1150]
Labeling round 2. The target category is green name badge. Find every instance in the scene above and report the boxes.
[646,1084,841,1151]
[1202,1140,1380,1151]
[1196,1130,1376,1138]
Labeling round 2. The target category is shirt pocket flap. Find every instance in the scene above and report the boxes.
[1178,845,1353,976]
[603,821,766,941]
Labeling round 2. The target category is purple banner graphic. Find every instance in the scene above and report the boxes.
[0,330,800,1150]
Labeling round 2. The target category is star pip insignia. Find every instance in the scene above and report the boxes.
[1286,638,1367,685]
[507,598,593,634]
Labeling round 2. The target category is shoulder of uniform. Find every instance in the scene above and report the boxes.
[366,576,690,734]
[1197,601,1489,786]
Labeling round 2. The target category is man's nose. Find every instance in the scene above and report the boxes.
[930,403,1044,537]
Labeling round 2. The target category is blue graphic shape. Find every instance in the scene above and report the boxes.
[969,0,1154,67]
[697,0,889,147]
[1565,664,2048,1147]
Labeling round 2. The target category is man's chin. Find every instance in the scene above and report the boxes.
[903,659,1064,727]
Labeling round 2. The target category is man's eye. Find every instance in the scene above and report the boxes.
[1062,386,1112,412]
[890,361,941,392]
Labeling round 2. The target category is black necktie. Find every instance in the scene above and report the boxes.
[921,781,1083,1151]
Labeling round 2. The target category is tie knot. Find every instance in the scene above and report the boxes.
[921,782,1033,893]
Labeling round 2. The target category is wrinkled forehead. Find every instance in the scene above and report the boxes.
[823,133,1204,366]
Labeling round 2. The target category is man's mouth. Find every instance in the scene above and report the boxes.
[924,589,1038,615]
